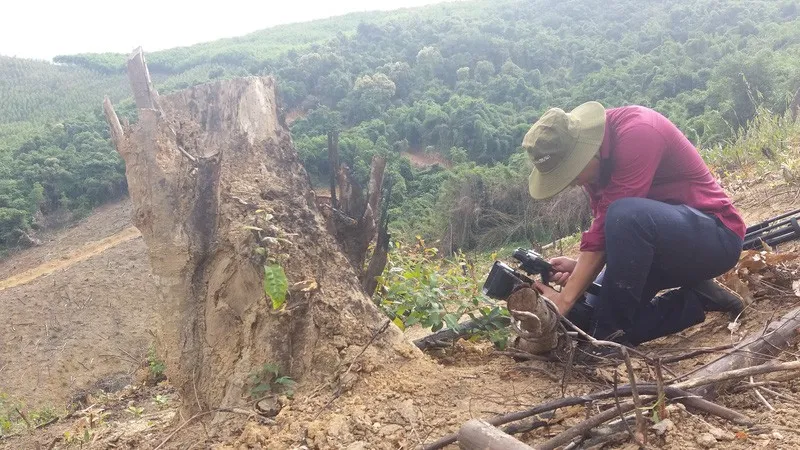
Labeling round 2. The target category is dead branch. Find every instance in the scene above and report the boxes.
[553,299,673,374]
[612,369,637,446]
[674,360,800,392]
[422,383,750,450]
[750,376,775,411]
[751,384,800,405]
[676,306,800,398]
[655,358,667,421]
[621,348,646,445]
[458,419,535,450]
[154,408,274,450]
[14,408,31,428]
[658,344,735,364]
[414,316,511,350]
[535,400,640,450]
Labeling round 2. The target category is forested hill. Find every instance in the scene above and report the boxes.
[2,0,800,254]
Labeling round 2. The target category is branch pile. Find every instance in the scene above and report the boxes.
[421,247,800,449]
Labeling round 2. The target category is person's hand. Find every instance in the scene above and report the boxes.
[533,281,569,315]
[549,256,577,287]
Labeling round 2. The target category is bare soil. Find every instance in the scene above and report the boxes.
[3,178,800,449]
[401,150,453,169]
[0,199,161,410]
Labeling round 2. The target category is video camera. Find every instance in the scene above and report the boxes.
[482,248,601,300]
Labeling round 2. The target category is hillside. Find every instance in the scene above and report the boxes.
[2,0,800,256]
[3,151,800,448]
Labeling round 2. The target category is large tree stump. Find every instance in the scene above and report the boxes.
[103,48,415,419]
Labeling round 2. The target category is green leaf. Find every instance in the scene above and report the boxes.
[275,376,296,387]
[264,264,289,309]
[393,316,405,330]
[443,313,461,331]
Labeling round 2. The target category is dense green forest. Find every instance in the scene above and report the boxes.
[1,0,800,254]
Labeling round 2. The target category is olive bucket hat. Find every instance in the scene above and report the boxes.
[524,101,606,200]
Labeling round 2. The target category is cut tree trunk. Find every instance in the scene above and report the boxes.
[103,48,415,419]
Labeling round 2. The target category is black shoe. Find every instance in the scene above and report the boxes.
[691,279,744,320]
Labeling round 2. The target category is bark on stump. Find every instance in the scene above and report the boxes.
[507,287,559,354]
[103,48,415,419]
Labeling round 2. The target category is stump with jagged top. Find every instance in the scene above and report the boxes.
[103,48,416,421]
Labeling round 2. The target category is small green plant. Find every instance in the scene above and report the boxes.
[0,416,11,435]
[375,238,510,347]
[64,428,94,445]
[247,208,292,310]
[247,363,296,399]
[0,392,63,436]
[147,345,166,382]
[29,406,58,426]
[126,405,144,417]
[153,395,169,407]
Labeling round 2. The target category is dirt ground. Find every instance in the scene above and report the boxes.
[0,199,161,411]
[2,176,800,449]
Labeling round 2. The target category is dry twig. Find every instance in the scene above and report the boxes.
[655,358,668,421]
[536,400,641,450]
[422,382,750,450]
[154,408,271,450]
[750,376,775,411]
[621,347,647,445]
[612,369,636,446]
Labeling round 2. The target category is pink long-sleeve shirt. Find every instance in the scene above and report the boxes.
[580,106,746,252]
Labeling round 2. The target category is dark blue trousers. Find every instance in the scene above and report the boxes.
[572,198,743,345]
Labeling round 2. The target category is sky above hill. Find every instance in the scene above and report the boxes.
[2,0,461,61]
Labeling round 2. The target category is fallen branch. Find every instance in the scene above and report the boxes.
[14,407,31,429]
[576,431,630,449]
[501,416,552,436]
[422,382,750,450]
[750,384,800,405]
[621,347,647,445]
[750,375,775,411]
[674,306,800,398]
[655,358,668,421]
[154,408,272,450]
[458,419,535,450]
[673,360,800,392]
[552,299,676,376]
[414,316,510,350]
[534,400,640,450]
[658,344,735,364]
[612,369,637,446]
